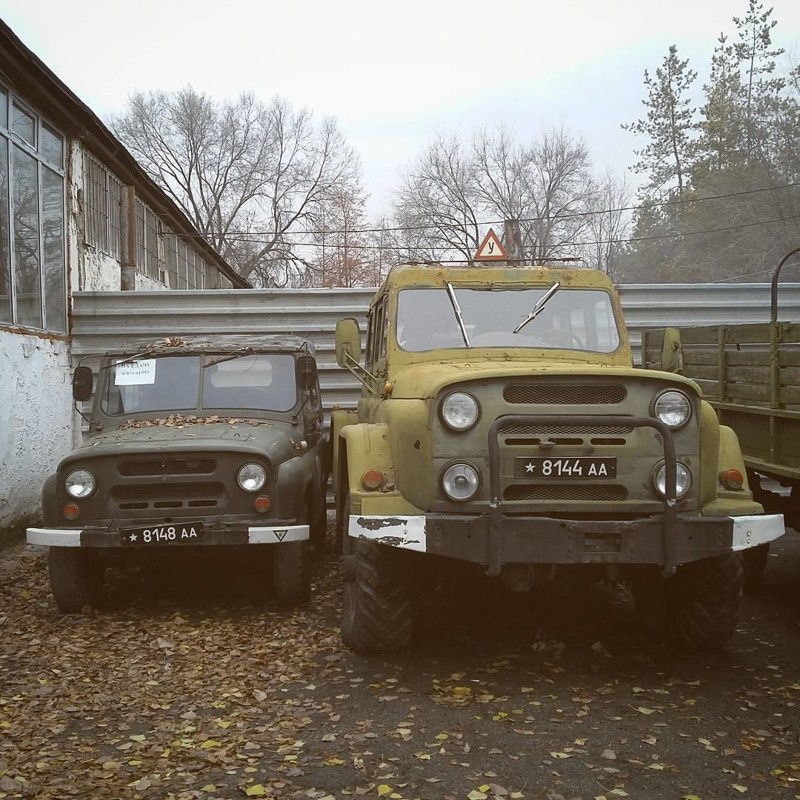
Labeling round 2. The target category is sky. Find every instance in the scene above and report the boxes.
[2,0,800,218]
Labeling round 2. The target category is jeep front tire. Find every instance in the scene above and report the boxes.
[48,548,104,613]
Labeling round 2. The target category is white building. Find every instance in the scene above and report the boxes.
[0,21,249,542]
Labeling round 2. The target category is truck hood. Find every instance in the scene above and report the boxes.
[389,360,702,399]
[72,420,299,463]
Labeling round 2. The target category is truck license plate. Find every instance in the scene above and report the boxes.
[515,457,617,479]
[120,522,205,546]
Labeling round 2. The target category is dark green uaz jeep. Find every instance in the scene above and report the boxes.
[27,335,330,611]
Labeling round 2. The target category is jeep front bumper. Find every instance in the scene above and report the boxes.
[27,523,309,548]
[347,512,784,574]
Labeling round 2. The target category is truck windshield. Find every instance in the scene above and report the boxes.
[396,287,621,353]
[101,354,298,416]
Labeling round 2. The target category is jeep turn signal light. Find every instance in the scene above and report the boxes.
[254,495,271,513]
[719,469,744,490]
[63,502,80,520]
[361,469,385,490]
[383,381,394,396]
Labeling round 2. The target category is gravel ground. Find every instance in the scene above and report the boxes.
[1,525,800,800]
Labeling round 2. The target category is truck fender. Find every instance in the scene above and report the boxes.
[331,409,360,494]
[718,425,751,490]
[338,423,393,499]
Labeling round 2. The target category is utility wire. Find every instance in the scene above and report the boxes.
[171,180,800,240]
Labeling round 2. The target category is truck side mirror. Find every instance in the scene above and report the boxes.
[72,365,93,401]
[296,355,318,391]
[661,327,683,374]
[335,318,361,368]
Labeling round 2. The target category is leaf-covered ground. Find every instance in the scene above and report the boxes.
[2,526,800,800]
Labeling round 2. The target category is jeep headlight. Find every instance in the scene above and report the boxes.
[654,461,692,499]
[441,391,480,432]
[441,462,480,501]
[653,389,692,429]
[237,463,267,492]
[65,469,95,499]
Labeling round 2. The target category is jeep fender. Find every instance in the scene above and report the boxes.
[40,473,59,528]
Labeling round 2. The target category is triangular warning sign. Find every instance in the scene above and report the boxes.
[274,529,288,542]
[474,229,507,261]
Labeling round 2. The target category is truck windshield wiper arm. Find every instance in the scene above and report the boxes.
[446,283,471,347]
[203,348,256,368]
[513,282,561,334]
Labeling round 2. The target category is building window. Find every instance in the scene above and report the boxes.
[0,85,65,332]
[83,152,122,259]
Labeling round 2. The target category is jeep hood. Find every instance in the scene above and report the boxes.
[388,360,702,400]
[69,421,299,464]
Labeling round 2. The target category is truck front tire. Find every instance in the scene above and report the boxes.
[341,537,413,654]
[664,552,744,650]
[48,548,104,613]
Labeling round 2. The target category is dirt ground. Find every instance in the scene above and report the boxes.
[1,525,800,800]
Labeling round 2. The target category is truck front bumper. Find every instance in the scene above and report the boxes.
[27,524,309,548]
[347,512,784,574]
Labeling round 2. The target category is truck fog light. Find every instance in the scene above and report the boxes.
[441,392,480,431]
[441,462,480,501]
[719,469,744,490]
[361,469,385,490]
[254,495,271,513]
[653,390,692,429]
[65,469,95,499]
[237,463,267,492]
[63,502,80,520]
[654,461,692,499]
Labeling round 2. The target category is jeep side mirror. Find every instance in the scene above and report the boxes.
[72,365,93,401]
[296,355,318,391]
[661,327,683,373]
[335,318,361,368]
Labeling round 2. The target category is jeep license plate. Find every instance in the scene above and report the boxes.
[120,522,205,546]
[515,457,617,479]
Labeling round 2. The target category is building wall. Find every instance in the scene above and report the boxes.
[0,330,73,533]
[0,95,220,539]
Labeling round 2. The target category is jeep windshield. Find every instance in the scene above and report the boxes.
[396,286,621,353]
[100,353,298,416]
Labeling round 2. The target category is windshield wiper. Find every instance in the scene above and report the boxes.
[203,348,256,368]
[513,282,561,334]
[446,283,471,347]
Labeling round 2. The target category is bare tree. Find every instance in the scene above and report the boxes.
[392,135,482,261]
[109,86,359,286]
[581,171,633,280]
[392,125,594,264]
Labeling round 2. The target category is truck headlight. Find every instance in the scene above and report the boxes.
[441,392,480,431]
[653,390,692,429]
[65,469,96,499]
[654,461,692,499]
[441,462,480,501]
[237,463,267,492]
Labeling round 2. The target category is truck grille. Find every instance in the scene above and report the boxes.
[504,384,626,405]
[505,484,628,502]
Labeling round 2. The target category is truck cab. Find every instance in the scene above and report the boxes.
[333,264,783,653]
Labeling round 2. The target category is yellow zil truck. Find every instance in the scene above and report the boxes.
[332,263,784,654]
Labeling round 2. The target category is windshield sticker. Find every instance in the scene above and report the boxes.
[114,359,157,385]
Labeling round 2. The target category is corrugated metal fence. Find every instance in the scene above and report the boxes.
[71,284,800,412]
